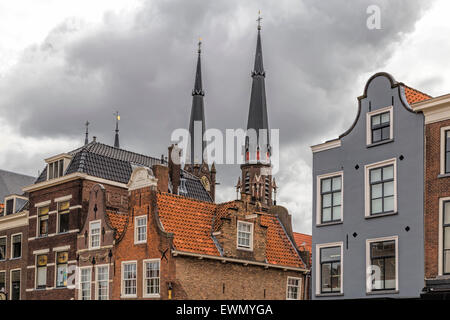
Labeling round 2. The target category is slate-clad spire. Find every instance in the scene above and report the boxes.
[84,121,89,145]
[189,39,206,164]
[246,12,270,161]
[114,111,120,149]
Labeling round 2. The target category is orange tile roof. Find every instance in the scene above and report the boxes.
[403,85,432,105]
[0,203,3,215]
[293,232,312,266]
[106,210,128,239]
[156,193,305,269]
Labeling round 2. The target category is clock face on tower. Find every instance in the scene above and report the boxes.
[201,176,211,191]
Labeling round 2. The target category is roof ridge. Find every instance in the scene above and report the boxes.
[0,169,35,179]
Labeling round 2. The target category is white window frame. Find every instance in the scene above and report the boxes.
[89,220,101,250]
[9,268,21,300]
[121,261,137,298]
[95,264,109,300]
[286,276,302,300]
[10,233,22,259]
[315,242,344,296]
[3,195,26,216]
[364,158,397,217]
[134,216,147,244]
[79,266,92,300]
[438,197,450,276]
[366,105,394,145]
[54,250,68,288]
[0,236,6,261]
[365,236,399,293]
[440,126,450,175]
[236,221,254,251]
[35,254,48,289]
[56,200,71,234]
[316,171,343,225]
[0,270,5,293]
[143,259,160,298]
[36,204,50,238]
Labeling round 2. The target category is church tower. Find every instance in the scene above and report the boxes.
[184,40,216,201]
[237,14,276,209]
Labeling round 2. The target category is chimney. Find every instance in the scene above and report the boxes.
[168,144,181,195]
[153,164,169,193]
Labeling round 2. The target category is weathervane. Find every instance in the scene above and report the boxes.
[84,120,90,145]
[257,10,262,30]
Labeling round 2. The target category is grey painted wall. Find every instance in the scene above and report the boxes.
[311,73,424,299]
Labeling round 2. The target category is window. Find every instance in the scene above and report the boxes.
[80,267,91,300]
[144,260,160,297]
[286,277,301,300]
[5,198,14,215]
[89,221,101,249]
[58,201,70,233]
[38,206,49,237]
[367,237,398,292]
[441,127,450,175]
[366,106,393,145]
[369,165,394,215]
[56,251,68,287]
[36,254,47,289]
[320,246,342,294]
[0,271,5,293]
[122,262,137,297]
[237,221,253,250]
[365,159,397,217]
[10,270,20,300]
[96,265,109,300]
[443,201,450,274]
[11,234,21,259]
[320,175,342,223]
[445,130,450,174]
[135,216,147,244]
[48,159,64,180]
[0,237,6,261]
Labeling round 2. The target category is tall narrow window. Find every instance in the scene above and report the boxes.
[38,206,49,237]
[0,271,5,293]
[370,165,394,215]
[0,237,6,261]
[5,199,14,215]
[443,201,450,274]
[135,216,147,244]
[36,254,47,289]
[56,251,68,287]
[320,175,342,223]
[122,262,137,297]
[144,260,160,297]
[369,240,396,291]
[58,201,70,233]
[371,112,390,143]
[96,265,109,300]
[320,246,341,294]
[11,234,21,259]
[11,270,20,300]
[286,277,301,300]
[89,221,101,249]
[237,221,253,250]
[445,130,450,174]
[80,268,91,300]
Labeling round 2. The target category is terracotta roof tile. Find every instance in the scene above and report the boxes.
[106,210,128,239]
[293,232,312,265]
[403,85,432,105]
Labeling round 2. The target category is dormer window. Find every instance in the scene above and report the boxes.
[45,154,72,180]
[5,198,14,215]
[2,195,27,217]
[237,221,253,251]
[366,106,393,146]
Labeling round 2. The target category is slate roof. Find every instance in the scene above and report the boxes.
[35,141,212,203]
[0,169,36,201]
[157,193,305,269]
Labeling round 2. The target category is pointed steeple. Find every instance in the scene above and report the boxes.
[246,11,270,161]
[189,39,206,164]
[84,121,90,145]
[114,111,120,148]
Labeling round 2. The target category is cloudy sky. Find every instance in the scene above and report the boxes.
[1,0,449,234]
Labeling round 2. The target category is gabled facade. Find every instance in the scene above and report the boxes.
[311,72,429,299]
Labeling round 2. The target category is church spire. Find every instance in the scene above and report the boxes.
[189,39,206,164]
[84,121,89,145]
[246,11,270,162]
[114,111,120,148]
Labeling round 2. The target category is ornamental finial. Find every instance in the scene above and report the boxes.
[257,10,262,30]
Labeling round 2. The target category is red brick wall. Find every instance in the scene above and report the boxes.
[425,119,450,278]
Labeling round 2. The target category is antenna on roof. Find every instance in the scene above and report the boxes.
[84,121,90,145]
[114,111,120,148]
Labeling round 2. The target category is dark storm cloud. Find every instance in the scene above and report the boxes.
[0,0,434,232]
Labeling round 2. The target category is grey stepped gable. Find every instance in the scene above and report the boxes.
[35,141,212,202]
[0,169,35,200]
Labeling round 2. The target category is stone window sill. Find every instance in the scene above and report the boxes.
[367,139,394,148]
[366,290,399,296]
[438,173,450,179]
[365,211,398,220]
[316,221,343,228]
[315,292,344,297]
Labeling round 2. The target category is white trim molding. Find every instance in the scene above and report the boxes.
[121,260,138,299]
[440,126,450,175]
[316,171,344,225]
[315,242,344,296]
[412,93,450,124]
[365,235,399,293]
[364,158,397,217]
[54,195,72,203]
[286,276,303,300]
[142,259,161,299]
[236,220,254,251]
[438,197,450,276]
[366,105,394,146]
[311,139,341,153]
